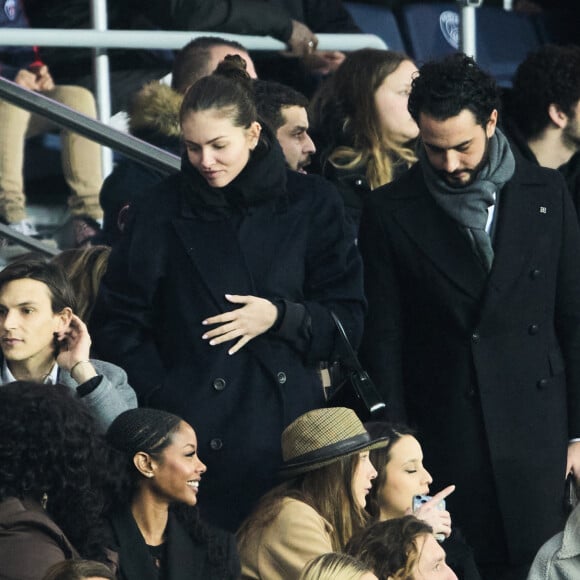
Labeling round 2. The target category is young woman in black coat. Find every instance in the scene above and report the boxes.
[91,55,365,532]
[105,408,240,580]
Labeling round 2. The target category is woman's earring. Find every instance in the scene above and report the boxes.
[41,492,48,510]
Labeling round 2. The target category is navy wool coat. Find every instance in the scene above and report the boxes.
[92,162,365,531]
[359,158,580,565]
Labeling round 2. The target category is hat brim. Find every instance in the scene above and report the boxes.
[279,435,390,478]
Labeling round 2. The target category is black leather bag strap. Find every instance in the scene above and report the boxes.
[331,311,365,372]
[329,311,386,418]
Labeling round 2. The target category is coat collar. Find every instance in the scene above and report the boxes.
[392,167,488,300]
[392,159,545,310]
[109,507,203,580]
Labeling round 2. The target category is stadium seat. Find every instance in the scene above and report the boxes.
[476,6,542,87]
[344,2,406,53]
[400,3,462,64]
[400,3,543,86]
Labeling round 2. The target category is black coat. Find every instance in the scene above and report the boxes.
[107,508,239,580]
[91,144,365,531]
[359,159,580,565]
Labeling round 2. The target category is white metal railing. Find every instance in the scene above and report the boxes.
[90,0,113,175]
[1,29,386,176]
[0,29,386,52]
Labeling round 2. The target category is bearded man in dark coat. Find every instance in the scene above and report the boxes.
[359,54,580,580]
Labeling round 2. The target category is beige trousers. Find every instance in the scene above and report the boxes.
[0,85,103,223]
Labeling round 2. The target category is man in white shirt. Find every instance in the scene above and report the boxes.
[0,258,136,430]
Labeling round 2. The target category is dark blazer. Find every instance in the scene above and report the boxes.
[91,166,365,531]
[359,158,580,565]
[108,508,239,580]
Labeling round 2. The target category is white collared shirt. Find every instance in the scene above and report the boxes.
[1,358,59,385]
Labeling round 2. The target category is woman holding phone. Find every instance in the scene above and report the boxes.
[364,423,481,580]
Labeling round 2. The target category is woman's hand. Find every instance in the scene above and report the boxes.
[410,485,455,539]
[55,314,97,383]
[202,294,278,355]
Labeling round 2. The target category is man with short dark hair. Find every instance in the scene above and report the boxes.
[0,258,136,430]
[254,80,316,173]
[507,44,580,215]
[359,54,580,580]
[171,37,257,94]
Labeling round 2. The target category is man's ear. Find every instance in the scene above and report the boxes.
[548,103,568,129]
[55,307,73,331]
[133,451,156,479]
[486,109,498,138]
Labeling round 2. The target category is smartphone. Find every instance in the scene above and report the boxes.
[413,495,446,542]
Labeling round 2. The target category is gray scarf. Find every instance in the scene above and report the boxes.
[419,128,515,271]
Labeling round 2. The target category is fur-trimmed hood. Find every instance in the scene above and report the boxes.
[129,81,182,140]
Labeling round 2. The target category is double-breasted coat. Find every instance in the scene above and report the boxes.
[359,158,580,565]
[91,145,365,531]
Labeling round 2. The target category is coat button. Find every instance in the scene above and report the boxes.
[530,269,541,280]
[212,377,226,391]
[467,385,478,398]
[537,378,548,389]
[471,332,480,343]
[210,438,223,451]
[277,372,287,384]
[528,324,539,335]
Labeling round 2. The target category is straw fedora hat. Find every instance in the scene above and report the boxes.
[279,407,390,477]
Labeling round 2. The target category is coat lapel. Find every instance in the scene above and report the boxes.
[165,513,205,580]
[109,509,158,580]
[172,202,301,381]
[172,216,255,311]
[479,166,543,317]
[393,193,488,300]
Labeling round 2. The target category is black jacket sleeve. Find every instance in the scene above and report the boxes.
[141,0,294,41]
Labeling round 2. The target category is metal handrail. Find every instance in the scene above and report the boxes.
[0,76,180,254]
[0,77,180,173]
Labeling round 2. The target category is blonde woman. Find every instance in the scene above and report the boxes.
[299,553,377,580]
[310,48,418,234]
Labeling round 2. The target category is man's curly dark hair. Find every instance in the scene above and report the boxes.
[408,53,500,128]
[510,44,580,141]
[0,382,111,561]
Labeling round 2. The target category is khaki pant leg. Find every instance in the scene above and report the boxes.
[49,86,103,220]
[0,98,32,223]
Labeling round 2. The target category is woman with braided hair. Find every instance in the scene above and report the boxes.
[104,407,240,579]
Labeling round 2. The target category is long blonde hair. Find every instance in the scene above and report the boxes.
[311,49,417,190]
[238,454,368,552]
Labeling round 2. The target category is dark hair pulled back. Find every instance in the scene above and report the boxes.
[179,54,257,128]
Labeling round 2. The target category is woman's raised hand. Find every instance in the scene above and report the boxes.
[202,294,278,355]
[410,485,455,540]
